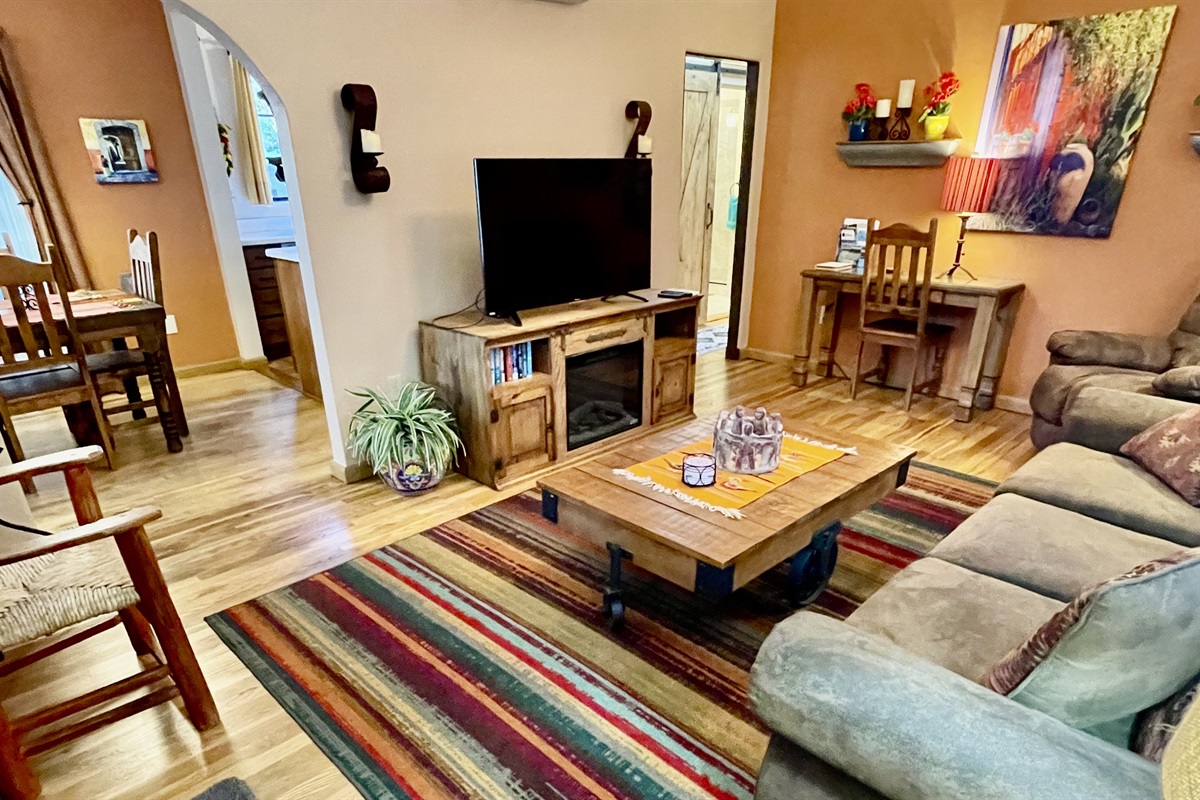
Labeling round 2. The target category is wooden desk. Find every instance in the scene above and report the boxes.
[793,270,1024,421]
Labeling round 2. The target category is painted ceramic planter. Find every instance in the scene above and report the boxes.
[380,461,446,495]
[713,406,785,475]
[847,119,870,142]
[923,114,950,141]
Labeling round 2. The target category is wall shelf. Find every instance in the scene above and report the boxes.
[836,139,960,168]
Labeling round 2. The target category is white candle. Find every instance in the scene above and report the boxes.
[637,134,653,155]
[897,79,916,109]
[360,129,383,155]
[875,99,892,118]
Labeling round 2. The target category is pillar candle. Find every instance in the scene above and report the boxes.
[875,99,892,118]
[637,134,653,155]
[897,80,916,109]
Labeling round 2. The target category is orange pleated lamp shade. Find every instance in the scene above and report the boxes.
[940,157,1001,214]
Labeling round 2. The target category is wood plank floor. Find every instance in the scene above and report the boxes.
[3,353,1036,800]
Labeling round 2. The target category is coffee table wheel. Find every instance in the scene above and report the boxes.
[603,591,625,631]
[788,522,841,608]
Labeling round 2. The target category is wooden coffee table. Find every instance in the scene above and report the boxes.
[537,415,916,629]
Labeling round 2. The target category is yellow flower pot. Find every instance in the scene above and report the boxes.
[924,114,950,141]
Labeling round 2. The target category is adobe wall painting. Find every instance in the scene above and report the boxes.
[79,118,158,184]
[972,6,1175,238]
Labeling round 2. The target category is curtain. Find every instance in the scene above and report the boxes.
[231,55,272,205]
[0,29,91,288]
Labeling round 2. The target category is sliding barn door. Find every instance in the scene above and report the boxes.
[679,67,719,321]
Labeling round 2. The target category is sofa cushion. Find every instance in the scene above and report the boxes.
[1170,330,1200,368]
[1061,386,1194,456]
[997,443,1200,546]
[1154,367,1200,401]
[930,494,1179,602]
[983,549,1200,747]
[846,558,1062,684]
[1121,407,1200,505]
[1030,365,1158,425]
[1048,331,1173,372]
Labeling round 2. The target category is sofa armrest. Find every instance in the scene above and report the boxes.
[1061,386,1193,455]
[1048,331,1172,372]
[749,612,1160,800]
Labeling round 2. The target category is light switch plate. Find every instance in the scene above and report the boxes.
[165,314,178,335]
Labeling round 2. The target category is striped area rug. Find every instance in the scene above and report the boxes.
[208,462,994,800]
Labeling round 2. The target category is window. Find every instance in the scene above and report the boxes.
[0,171,40,260]
[249,74,287,201]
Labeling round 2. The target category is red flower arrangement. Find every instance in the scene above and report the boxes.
[841,83,877,122]
[919,71,960,121]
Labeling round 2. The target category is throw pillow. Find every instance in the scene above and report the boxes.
[1135,675,1200,763]
[982,548,1200,749]
[1154,367,1200,400]
[1121,407,1200,505]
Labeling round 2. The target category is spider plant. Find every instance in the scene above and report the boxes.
[347,381,462,478]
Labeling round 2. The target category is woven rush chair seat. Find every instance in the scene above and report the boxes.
[0,539,138,651]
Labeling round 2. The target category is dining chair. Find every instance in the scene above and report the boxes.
[849,219,954,412]
[86,230,187,446]
[0,447,219,800]
[0,246,115,489]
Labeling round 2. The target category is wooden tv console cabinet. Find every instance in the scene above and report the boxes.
[420,292,700,489]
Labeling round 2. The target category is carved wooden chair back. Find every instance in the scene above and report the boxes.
[858,219,939,338]
[128,229,162,305]
[0,246,87,377]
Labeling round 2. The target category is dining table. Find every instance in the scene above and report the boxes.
[0,288,188,452]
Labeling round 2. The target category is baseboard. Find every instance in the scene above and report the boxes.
[740,347,792,365]
[330,458,373,484]
[173,357,256,379]
[994,395,1032,415]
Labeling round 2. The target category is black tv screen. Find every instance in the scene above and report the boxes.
[474,158,651,319]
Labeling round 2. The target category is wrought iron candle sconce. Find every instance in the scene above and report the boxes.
[625,100,652,158]
[888,107,912,141]
[340,83,390,194]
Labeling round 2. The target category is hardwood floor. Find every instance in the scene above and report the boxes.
[3,353,1036,800]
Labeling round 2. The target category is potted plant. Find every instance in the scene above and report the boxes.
[347,381,462,495]
[841,83,877,142]
[918,72,960,141]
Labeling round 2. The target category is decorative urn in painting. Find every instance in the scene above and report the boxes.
[346,381,462,496]
[714,406,784,475]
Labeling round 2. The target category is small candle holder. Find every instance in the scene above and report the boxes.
[888,107,912,141]
[681,453,717,487]
[869,117,889,141]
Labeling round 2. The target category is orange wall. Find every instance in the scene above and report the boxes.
[0,0,238,368]
[751,0,1200,404]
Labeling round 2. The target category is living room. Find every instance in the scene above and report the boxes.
[2,0,1200,798]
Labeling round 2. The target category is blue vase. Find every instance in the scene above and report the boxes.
[848,119,869,142]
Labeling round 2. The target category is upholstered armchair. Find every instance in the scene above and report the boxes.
[1030,293,1200,450]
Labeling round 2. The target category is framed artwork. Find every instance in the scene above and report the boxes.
[971,6,1176,238]
[79,118,158,184]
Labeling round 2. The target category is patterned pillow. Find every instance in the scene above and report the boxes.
[1121,407,1200,505]
[1136,675,1200,763]
[982,548,1200,748]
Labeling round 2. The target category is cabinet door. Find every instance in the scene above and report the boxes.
[652,353,695,423]
[491,382,554,482]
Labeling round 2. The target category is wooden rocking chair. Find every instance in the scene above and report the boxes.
[0,447,218,800]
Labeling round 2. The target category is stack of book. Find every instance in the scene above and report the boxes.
[490,342,535,385]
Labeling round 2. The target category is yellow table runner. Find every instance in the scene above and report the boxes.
[614,434,850,519]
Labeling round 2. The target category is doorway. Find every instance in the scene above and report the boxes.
[679,54,758,358]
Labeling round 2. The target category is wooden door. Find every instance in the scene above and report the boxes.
[679,66,720,321]
[652,352,695,423]
[491,380,554,483]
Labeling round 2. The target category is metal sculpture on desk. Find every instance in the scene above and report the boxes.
[714,406,784,474]
[340,83,390,194]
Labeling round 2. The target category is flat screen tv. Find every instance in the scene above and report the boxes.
[474,158,651,325]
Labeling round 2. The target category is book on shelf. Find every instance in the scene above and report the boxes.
[490,342,537,386]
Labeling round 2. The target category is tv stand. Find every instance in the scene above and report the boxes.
[420,291,700,489]
[602,292,649,303]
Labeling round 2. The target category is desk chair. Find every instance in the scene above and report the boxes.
[849,220,954,412]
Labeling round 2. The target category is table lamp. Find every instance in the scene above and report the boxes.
[939,156,1001,281]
